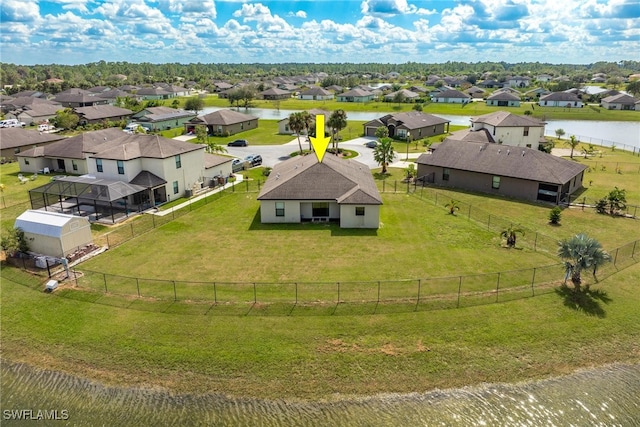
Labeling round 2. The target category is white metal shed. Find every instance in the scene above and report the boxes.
[14,210,93,258]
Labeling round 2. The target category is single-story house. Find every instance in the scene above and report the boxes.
[278,109,330,135]
[14,210,93,258]
[464,86,485,99]
[539,92,583,108]
[431,89,471,104]
[204,154,234,184]
[1,96,61,114]
[136,87,175,100]
[186,109,258,136]
[416,139,587,204]
[0,128,66,161]
[486,92,521,107]
[535,74,553,83]
[383,89,420,102]
[259,87,292,100]
[507,76,530,88]
[5,103,63,126]
[53,93,109,108]
[257,154,382,228]
[466,111,547,150]
[363,112,450,139]
[337,88,375,103]
[75,105,133,125]
[524,87,551,100]
[299,87,334,101]
[601,93,638,110]
[131,107,196,131]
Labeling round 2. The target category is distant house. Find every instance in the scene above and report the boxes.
[277,109,330,135]
[337,88,375,103]
[74,105,133,125]
[136,87,175,100]
[463,111,547,150]
[383,89,420,102]
[535,74,553,83]
[186,109,258,136]
[131,107,196,131]
[416,139,587,204]
[464,86,485,99]
[507,76,530,88]
[5,102,62,126]
[601,93,638,110]
[524,87,551,100]
[53,93,109,108]
[431,89,471,104]
[259,87,291,100]
[0,128,66,161]
[486,91,521,107]
[363,112,450,139]
[14,210,93,258]
[539,92,583,108]
[257,154,382,228]
[299,87,333,101]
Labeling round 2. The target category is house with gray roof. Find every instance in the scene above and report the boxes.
[75,105,133,125]
[136,87,175,100]
[186,109,258,136]
[601,93,638,111]
[337,88,375,103]
[416,139,587,204]
[21,130,208,220]
[5,102,63,126]
[539,92,583,108]
[259,87,292,100]
[383,89,420,102]
[53,93,109,108]
[486,91,521,107]
[131,106,196,131]
[257,154,382,228]
[0,128,66,161]
[363,112,450,139]
[299,87,333,101]
[466,111,547,150]
[431,89,471,104]
[278,109,330,135]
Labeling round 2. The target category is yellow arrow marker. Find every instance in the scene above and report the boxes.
[309,114,331,163]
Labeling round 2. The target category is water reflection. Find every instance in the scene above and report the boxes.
[2,361,638,426]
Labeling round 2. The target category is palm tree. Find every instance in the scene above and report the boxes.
[565,135,579,159]
[372,137,396,174]
[500,224,524,248]
[288,112,305,155]
[558,233,611,290]
[301,111,312,150]
[327,109,347,154]
[555,128,565,140]
[445,200,460,215]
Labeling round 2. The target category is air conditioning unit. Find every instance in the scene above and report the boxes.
[45,280,58,293]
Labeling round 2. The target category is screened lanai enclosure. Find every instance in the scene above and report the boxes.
[29,175,167,224]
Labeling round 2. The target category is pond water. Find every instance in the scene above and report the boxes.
[2,361,639,426]
[202,107,640,151]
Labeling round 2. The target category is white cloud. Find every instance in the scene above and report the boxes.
[0,0,40,22]
[47,0,92,14]
[287,10,307,19]
[361,0,436,16]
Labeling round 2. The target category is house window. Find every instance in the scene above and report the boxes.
[492,176,501,189]
[442,168,450,181]
[355,206,365,216]
[312,202,329,217]
[24,159,29,165]
[275,202,285,217]
[241,123,244,130]
[117,160,125,175]
[96,158,103,172]
[72,160,78,171]
[523,127,529,136]
[173,181,179,194]
[175,155,182,169]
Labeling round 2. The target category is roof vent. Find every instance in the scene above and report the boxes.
[507,149,510,155]
[498,149,501,154]
[522,150,525,156]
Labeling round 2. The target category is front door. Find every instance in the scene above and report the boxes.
[57,159,65,171]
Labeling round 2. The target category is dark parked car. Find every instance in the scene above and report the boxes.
[228,139,248,147]
[365,140,377,148]
[244,154,262,167]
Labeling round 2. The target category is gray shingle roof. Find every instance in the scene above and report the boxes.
[486,92,520,101]
[364,112,449,130]
[88,134,204,160]
[416,139,587,184]
[193,109,258,125]
[0,128,66,150]
[204,153,233,168]
[75,105,133,120]
[472,111,545,127]
[258,154,382,205]
[602,93,637,104]
[16,128,126,159]
[540,92,581,102]
[433,89,470,99]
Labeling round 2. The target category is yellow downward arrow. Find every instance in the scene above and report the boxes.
[309,114,331,163]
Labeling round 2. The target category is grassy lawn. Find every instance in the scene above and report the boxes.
[188,95,640,122]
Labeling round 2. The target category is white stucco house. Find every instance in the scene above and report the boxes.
[257,154,382,229]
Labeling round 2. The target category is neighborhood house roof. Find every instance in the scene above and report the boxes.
[75,105,133,120]
[15,210,87,238]
[366,112,450,131]
[133,107,195,122]
[16,128,131,159]
[193,109,258,125]
[339,88,374,97]
[417,139,587,185]
[300,87,332,96]
[86,134,205,161]
[258,154,382,205]
[486,92,520,101]
[601,93,637,104]
[0,128,66,150]
[433,89,470,99]
[204,153,233,169]
[472,111,545,127]
[540,92,581,102]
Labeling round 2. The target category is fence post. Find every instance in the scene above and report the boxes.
[495,272,501,302]
[531,267,536,296]
[632,240,637,258]
[136,278,140,297]
[487,215,491,230]
[106,234,110,249]
[103,273,108,293]
[534,233,538,251]
[253,282,257,304]
[377,281,381,303]
[295,282,298,304]
[435,192,438,206]
[213,282,217,303]
[130,223,134,238]
[613,248,619,267]
[152,214,156,228]
[468,205,471,220]
[383,180,385,192]
[173,280,177,301]
[416,279,421,305]
[337,282,340,303]
[457,276,462,308]
[74,269,79,287]
[394,181,397,193]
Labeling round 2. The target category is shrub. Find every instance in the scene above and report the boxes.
[549,206,562,225]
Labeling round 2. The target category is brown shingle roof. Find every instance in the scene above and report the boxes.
[416,140,587,184]
[258,154,382,205]
[75,105,133,120]
[88,134,204,160]
[193,109,258,125]
[17,128,126,159]
[0,128,66,150]
[204,153,233,169]
[472,111,544,127]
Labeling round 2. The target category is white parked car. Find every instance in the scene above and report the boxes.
[38,123,55,132]
[0,119,25,128]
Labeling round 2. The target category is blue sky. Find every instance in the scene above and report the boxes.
[0,0,638,65]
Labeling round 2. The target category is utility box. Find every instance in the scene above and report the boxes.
[45,280,58,292]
